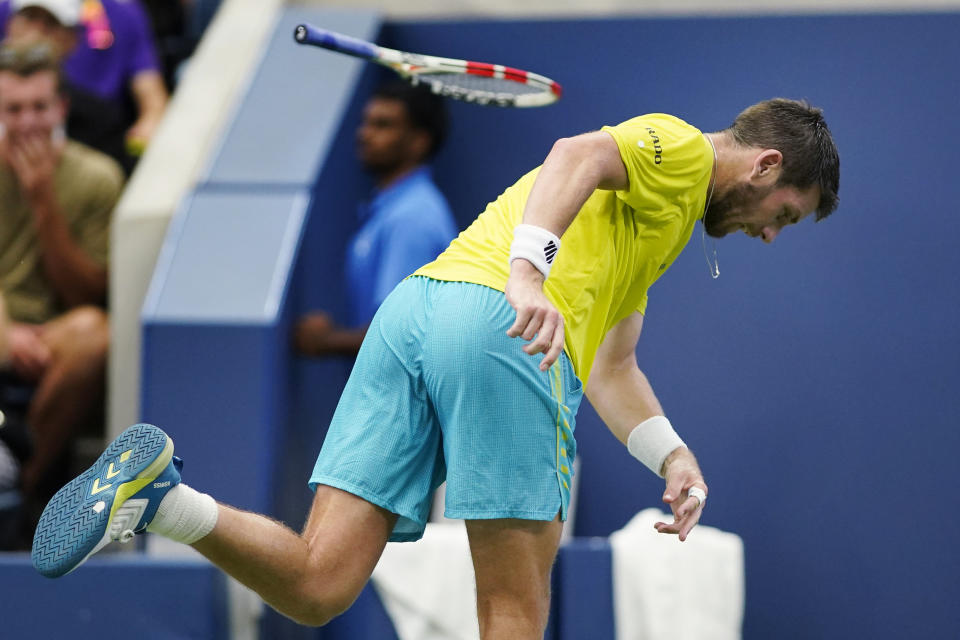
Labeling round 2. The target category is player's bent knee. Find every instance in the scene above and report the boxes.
[284,573,367,627]
[286,591,356,627]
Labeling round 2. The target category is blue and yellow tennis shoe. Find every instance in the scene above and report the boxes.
[31,423,181,578]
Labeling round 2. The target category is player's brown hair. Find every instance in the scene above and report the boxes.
[730,98,840,220]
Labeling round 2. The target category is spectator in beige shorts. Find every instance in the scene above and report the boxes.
[0,44,122,540]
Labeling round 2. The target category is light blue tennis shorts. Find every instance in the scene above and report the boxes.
[309,276,583,542]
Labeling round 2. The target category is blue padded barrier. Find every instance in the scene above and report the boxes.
[204,9,381,187]
[144,188,308,324]
[0,553,228,639]
[555,539,616,640]
[141,187,305,514]
[0,541,620,639]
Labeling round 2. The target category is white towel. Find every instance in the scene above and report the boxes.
[610,509,745,640]
[371,521,480,640]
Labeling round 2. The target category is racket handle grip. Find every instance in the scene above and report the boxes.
[293,23,377,59]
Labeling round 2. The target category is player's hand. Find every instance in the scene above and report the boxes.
[654,447,707,542]
[505,259,564,371]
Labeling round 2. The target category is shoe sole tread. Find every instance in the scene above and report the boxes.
[31,423,170,578]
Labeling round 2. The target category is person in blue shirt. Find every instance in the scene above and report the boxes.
[294,82,457,356]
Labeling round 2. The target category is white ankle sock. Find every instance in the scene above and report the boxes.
[146,483,219,545]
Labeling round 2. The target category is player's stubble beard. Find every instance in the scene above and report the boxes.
[703,181,775,238]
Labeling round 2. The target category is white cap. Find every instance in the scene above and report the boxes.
[10,0,81,27]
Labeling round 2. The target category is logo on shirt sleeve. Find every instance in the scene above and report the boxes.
[644,127,663,165]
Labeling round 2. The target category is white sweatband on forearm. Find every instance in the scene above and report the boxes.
[510,223,561,278]
[627,415,686,477]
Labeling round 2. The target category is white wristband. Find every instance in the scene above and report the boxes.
[510,224,561,278]
[627,415,686,477]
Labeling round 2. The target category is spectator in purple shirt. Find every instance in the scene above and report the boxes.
[0,0,168,157]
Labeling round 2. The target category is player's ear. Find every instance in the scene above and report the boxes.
[751,149,782,186]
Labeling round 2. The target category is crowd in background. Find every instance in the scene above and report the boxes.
[0,0,457,552]
[0,0,221,550]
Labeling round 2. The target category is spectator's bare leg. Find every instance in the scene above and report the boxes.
[20,306,108,497]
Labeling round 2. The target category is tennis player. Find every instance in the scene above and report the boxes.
[33,98,839,639]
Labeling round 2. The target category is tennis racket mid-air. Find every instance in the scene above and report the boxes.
[293,23,562,108]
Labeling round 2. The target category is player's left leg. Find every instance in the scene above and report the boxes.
[193,484,398,626]
[466,514,563,639]
[32,420,399,626]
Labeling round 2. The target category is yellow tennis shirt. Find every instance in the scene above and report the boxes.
[414,113,714,382]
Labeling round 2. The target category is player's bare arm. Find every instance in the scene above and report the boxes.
[586,312,708,541]
[586,312,663,437]
[519,130,628,237]
[506,131,627,370]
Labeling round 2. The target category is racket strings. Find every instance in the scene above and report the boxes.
[415,72,546,96]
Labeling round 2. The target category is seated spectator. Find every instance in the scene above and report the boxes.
[0,0,131,172]
[0,0,169,165]
[0,295,20,547]
[294,82,457,356]
[0,44,122,541]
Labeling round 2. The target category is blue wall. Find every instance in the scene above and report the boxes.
[0,555,229,639]
[135,9,959,640]
[379,13,960,640]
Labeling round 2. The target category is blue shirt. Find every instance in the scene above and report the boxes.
[346,166,457,325]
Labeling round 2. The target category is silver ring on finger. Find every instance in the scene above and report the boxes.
[688,486,706,508]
